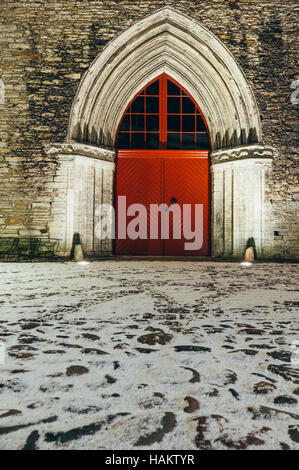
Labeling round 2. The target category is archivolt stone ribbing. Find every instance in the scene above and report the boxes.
[68,7,261,150]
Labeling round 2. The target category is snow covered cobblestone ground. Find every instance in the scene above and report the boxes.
[0,260,298,450]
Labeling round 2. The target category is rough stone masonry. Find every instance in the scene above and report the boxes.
[0,0,298,259]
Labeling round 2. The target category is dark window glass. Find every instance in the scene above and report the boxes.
[131,133,145,149]
[146,97,159,114]
[146,115,159,132]
[167,133,180,149]
[167,97,180,114]
[117,133,130,149]
[131,114,144,131]
[131,96,144,113]
[196,114,206,132]
[139,90,144,95]
[182,115,195,132]
[195,133,209,149]
[146,133,159,149]
[146,80,159,95]
[182,133,195,149]
[182,97,195,114]
[119,114,130,132]
[167,115,180,132]
[167,80,180,95]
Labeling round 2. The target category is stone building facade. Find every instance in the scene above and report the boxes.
[0,0,298,259]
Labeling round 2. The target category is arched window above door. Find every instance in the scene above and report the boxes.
[116,74,210,150]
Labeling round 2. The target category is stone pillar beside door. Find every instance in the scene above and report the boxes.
[211,145,276,259]
[45,142,115,257]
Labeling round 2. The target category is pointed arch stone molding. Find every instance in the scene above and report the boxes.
[68,7,261,150]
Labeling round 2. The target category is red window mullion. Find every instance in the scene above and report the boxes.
[159,76,162,147]
[195,105,197,146]
[129,107,132,146]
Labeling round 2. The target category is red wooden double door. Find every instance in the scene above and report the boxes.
[115,74,210,256]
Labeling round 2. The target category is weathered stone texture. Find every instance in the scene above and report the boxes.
[0,0,298,258]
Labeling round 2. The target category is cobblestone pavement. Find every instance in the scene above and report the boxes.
[0,261,298,450]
